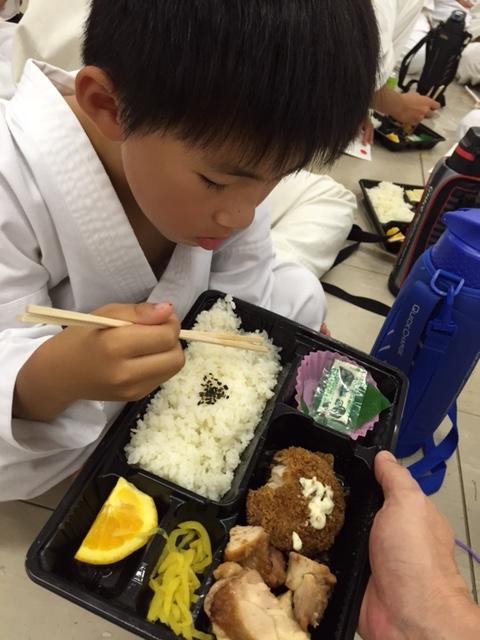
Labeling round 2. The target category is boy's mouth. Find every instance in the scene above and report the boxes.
[196,237,226,251]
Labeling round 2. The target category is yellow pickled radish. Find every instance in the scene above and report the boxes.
[74,477,158,565]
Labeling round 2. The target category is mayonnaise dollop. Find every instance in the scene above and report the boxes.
[299,476,334,530]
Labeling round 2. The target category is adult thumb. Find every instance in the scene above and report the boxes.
[95,302,174,326]
[374,450,418,499]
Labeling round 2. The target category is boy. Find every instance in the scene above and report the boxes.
[0,0,379,500]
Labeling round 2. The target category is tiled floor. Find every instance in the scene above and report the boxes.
[1,82,479,638]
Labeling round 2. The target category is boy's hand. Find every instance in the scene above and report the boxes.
[13,302,185,422]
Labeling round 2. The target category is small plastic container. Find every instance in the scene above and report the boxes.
[360,179,424,254]
[26,291,408,640]
[373,113,445,152]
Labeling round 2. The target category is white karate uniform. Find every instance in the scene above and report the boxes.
[399,1,475,76]
[270,172,355,278]
[457,107,480,138]
[457,4,480,85]
[373,0,426,86]
[0,17,15,99]
[0,60,325,501]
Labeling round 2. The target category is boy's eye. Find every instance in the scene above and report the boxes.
[199,174,227,192]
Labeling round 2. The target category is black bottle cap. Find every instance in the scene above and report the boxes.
[460,127,480,155]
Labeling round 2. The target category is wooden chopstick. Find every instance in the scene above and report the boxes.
[18,305,269,353]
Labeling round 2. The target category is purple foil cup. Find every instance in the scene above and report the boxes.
[294,350,378,440]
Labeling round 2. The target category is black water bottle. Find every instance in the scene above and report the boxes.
[398,10,471,106]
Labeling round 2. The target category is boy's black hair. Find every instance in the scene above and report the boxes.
[83,0,379,171]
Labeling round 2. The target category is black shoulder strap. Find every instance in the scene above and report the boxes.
[322,224,391,317]
[322,282,391,317]
[333,224,383,268]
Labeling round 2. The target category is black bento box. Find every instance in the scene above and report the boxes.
[374,113,445,152]
[26,291,408,640]
[360,178,424,254]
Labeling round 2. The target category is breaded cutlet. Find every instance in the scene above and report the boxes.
[246,447,345,557]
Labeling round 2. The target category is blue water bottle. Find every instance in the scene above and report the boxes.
[372,208,480,494]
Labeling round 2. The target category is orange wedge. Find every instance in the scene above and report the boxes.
[74,477,158,565]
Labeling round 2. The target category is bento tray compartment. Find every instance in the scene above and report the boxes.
[359,178,423,254]
[278,337,407,452]
[103,290,302,513]
[373,113,446,152]
[244,409,382,640]
[27,475,235,640]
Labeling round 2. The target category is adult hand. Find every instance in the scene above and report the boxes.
[393,92,441,126]
[14,302,185,421]
[358,451,479,640]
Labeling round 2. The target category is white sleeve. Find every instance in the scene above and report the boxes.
[457,43,480,85]
[209,200,326,331]
[0,181,109,499]
[373,0,425,88]
[269,171,355,279]
[373,0,399,88]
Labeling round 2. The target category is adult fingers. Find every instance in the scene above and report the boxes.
[374,450,419,499]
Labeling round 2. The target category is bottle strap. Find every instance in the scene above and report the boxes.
[402,273,464,495]
[407,404,459,495]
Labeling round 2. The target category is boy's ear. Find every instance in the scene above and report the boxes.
[75,66,123,142]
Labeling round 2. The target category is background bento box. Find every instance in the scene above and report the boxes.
[373,112,446,152]
[359,178,424,254]
[26,290,408,640]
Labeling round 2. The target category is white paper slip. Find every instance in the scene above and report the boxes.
[344,136,372,161]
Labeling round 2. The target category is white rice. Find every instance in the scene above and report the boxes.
[125,296,282,500]
[367,181,415,223]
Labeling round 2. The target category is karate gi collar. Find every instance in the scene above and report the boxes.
[6,59,159,301]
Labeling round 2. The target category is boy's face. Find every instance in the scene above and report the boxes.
[121,133,286,249]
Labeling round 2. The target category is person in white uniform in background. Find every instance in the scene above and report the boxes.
[398,0,476,76]
[0,0,378,501]
[457,2,480,84]
[0,0,357,279]
[371,0,441,127]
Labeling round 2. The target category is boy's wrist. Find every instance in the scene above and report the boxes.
[13,332,80,422]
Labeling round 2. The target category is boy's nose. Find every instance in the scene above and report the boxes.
[213,207,255,231]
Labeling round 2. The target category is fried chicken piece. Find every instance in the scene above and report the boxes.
[224,526,286,588]
[205,567,310,640]
[247,447,345,556]
[285,552,337,630]
[276,591,296,622]
[214,562,244,580]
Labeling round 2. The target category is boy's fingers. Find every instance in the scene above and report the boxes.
[104,320,181,358]
[375,450,419,499]
[130,348,186,384]
[95,302,174,325]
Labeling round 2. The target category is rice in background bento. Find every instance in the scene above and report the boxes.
[367,181,415,223]
[125,296,281,500]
